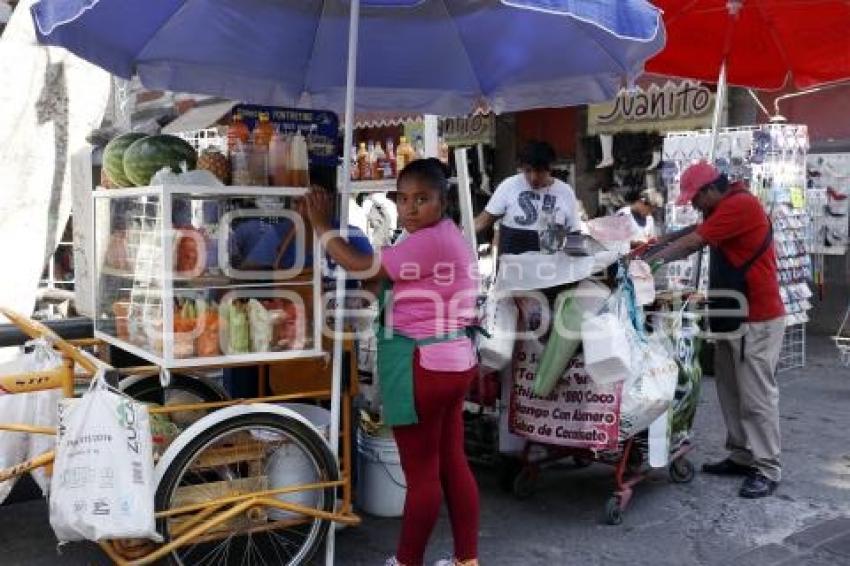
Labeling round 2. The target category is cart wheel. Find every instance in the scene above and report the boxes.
[155,411,337,565]
[605,497,623,525]
[669,457,695,484]
[573,456,593,468]
[512,467,537,500]
[497,456,524,493]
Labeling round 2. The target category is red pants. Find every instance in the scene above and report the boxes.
[392,353,479,566]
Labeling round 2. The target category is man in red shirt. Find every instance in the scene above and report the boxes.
[643,161,784,499]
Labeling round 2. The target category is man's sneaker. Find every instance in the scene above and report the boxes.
[434,560,479,566]
[739,472,778,499]
[702,458,756,476]
[386,558,404,566]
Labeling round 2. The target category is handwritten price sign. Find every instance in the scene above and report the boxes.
[509,342,621,450]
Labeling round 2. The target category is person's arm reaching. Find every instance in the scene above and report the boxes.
[302,189,387,280]
[654,224,698,247]
[476,178,510,234]
[474,211,498,234]
[643,230,706,264]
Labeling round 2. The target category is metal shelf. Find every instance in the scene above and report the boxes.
[338,178,397,194]
[94,330,324,370]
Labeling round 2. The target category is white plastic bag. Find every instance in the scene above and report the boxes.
[619,334,679,439]
[586,215,639,243]
[581,311,631,385]
[0,339,63,502]
[478,295,518,371]
[50,372,160,542]
[628,260,656,306]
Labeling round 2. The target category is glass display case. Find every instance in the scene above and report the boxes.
[93,185,323,368]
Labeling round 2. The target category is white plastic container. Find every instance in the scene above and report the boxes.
[356,429,407,517]
[267,403,330,520]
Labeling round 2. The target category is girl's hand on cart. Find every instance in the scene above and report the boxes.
[303,186,333,233]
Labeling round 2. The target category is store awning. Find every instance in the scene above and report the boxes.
[161,100,236,134]
[354,112,422,130]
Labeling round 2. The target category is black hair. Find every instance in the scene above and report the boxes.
[625,187,647,205]
[397,158,450,201]
[518,140,556,171]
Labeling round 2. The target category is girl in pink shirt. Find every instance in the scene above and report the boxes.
[304,159,479,566]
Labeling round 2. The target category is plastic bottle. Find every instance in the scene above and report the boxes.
[290,131,310,187]
[367,141,380,180]
[227,113,250,155]
[350,145,360,181]
[386,138,397,177]
[253,112,275,150]
[373,142,388,180]
[357,142,372,180]
[269,127,290,186]
[374,142,391,180]
[396,136,415,173]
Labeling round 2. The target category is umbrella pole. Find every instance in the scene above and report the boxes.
[708,58,727,162]
[326,0,360,564]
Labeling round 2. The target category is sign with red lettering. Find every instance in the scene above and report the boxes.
[509,342,621,450]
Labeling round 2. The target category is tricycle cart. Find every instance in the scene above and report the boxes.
[0,305,361,565]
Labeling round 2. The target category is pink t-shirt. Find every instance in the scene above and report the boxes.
[380,219,478,372]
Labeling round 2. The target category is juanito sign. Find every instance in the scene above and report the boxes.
[588,80,715,135]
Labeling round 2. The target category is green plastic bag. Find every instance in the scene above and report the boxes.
[533,293,583,397]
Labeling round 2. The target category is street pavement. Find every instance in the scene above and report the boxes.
[2,336,848,565]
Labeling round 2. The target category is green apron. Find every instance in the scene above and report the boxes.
[375,282,487,427]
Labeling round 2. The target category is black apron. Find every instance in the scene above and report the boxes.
[707,223,773,334]
[498,224,540,255]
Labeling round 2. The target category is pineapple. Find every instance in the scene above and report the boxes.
[197,147,231,185]
[100,167,118,189]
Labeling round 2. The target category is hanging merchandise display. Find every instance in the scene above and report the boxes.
[661,123,812,371]
[806,153,850,256]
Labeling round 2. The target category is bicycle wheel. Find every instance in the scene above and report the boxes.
[155,411,338,565]
[123,373,227,427]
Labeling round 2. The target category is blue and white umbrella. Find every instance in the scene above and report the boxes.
[29,7,665,553]
[31,0,665,115]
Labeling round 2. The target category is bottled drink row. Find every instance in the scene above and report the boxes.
[351,136,450,181]
[226,112,310,187]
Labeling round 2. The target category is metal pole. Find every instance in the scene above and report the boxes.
[454,146,477,255]
[326,0,359,562]
[423,114,440,158]
[708,58,727,162]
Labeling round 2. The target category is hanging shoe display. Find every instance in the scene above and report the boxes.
[596,133,614,168]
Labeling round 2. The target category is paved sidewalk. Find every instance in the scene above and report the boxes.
[2,336,848,565]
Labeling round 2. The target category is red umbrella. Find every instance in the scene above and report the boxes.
[647,0,850,90]
[646,0,850,155]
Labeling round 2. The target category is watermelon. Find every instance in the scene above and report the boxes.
[103,132,146,187]
[123,134,198,187]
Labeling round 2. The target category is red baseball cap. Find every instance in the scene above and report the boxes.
[676,161,722,206]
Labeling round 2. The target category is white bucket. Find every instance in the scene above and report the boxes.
[356,429,407,517]
[267,403,331,520]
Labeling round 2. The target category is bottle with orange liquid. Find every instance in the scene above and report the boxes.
[357,142,372,180]
[395,136,416,172]
[252,112,274,149]
[227,112,250,155]
[269,127,290,186]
